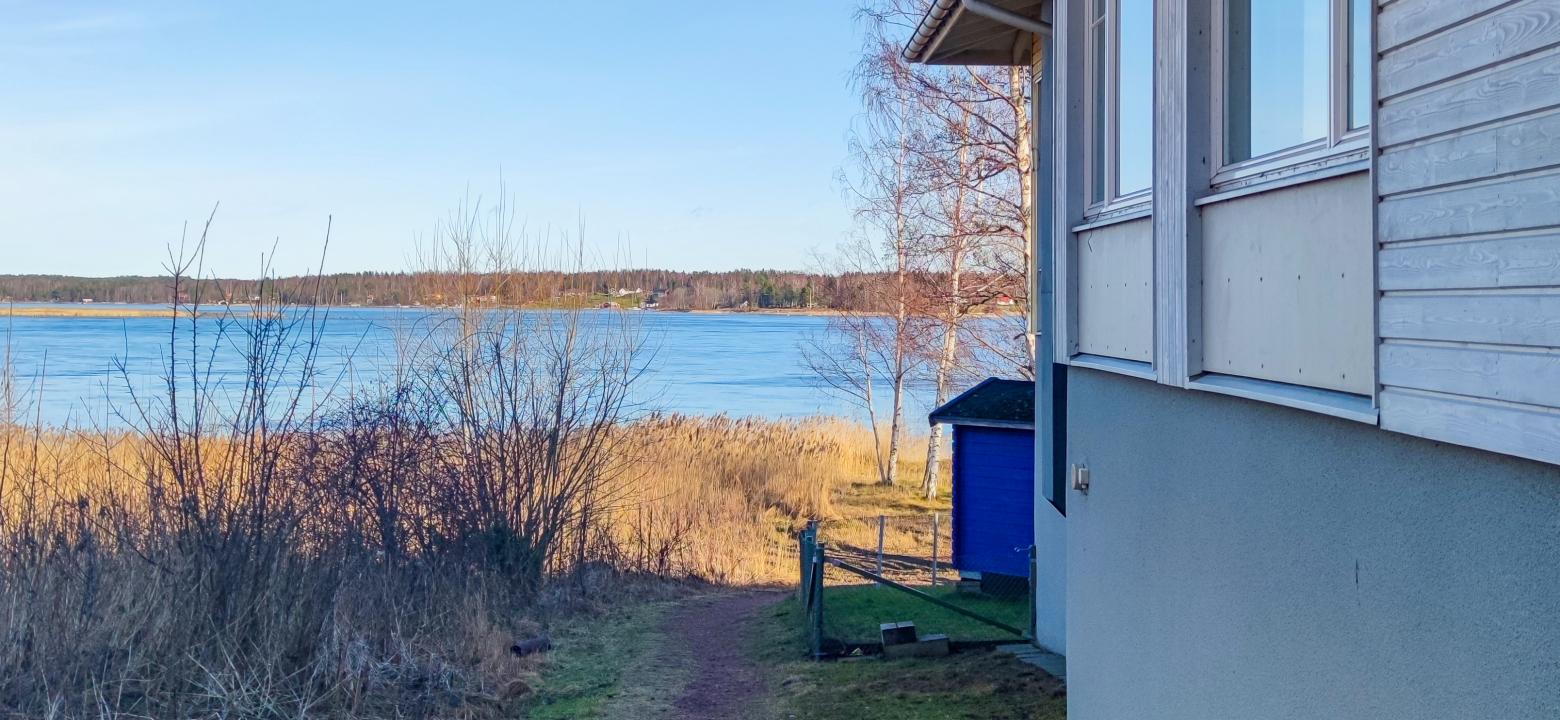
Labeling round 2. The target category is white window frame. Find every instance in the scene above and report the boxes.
[1210,0,1369,191]
[1083,0,1153,218]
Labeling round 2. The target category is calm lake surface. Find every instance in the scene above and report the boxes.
[3,305,947,428]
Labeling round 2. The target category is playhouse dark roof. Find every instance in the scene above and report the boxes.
[928,377,1035,430]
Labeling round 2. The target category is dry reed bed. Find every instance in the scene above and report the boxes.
[0,416,934,719]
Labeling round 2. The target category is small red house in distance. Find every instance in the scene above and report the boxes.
[928,378,1035,593]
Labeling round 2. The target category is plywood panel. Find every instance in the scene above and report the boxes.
[1381,341,1560,406]
[1377,107,1560,196]
[1381,388,1560,465]
[1379,1,1560,97]
[1379,168,1560,243]
[1379,292,1560,345]
[1076,217,1153,362]
[1377,47,1560,147]
[1378,0,1516,51]
[1203,174,1374,395]
[1379,232,1560,290]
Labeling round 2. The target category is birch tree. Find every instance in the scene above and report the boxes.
[859,0,1037,380]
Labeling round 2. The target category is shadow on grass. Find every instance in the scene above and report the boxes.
[752,594,1065,720]
[521,601,675,720]
[818,583,1030,644]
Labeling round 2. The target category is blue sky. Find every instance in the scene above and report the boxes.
[0,1,862,277]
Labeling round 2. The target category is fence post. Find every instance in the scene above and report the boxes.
[798,520,818,603]
[809,544,826,659]
[876,514,886,584]
[931,512,940,586]
[797,528,806,602]
[1027,544,1038,642]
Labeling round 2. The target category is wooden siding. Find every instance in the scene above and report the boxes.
[1076,218,1154,362]
[1051,0,1088,363]
[1202,174,1376,395]
[1153,0,1212,386]
[1377,0,1560,464]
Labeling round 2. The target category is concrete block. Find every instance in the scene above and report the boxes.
[882,633,951,659]
[880,621,918,647]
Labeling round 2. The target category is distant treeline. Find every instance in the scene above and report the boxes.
[0,270,1014,312]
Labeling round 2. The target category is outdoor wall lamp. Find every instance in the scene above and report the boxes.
[1071,464,1090,494]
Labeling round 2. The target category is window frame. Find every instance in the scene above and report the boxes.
[1210,0,1369,191]
[1082,0,1153,218]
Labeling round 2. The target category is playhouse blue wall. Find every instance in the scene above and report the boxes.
[952,425,1035,577]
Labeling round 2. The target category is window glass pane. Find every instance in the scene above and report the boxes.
[1091,12,1106,203]
[1225,0,1329,162]
[1117,0,1153,194]
[1349,0,1371,129]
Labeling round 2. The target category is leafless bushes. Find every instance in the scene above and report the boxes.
[0,194,931,716]
[0,206,658,717]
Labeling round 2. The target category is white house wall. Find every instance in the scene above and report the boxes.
[1201,174,1375,395]
[1375,0,1560,464]
[1076,217,1154,362]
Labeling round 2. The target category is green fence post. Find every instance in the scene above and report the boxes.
[817,545,829,657]
[797,528,808,603]
[798,520,818,604]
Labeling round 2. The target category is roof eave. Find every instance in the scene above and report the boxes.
[903,0,1051,66]
[903,0,963,64]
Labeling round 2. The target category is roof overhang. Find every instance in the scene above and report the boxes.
[928,377,1037,430]
[902,0,1049,66]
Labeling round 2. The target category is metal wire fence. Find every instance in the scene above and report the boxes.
[797,516,1033,659]
[813,512,953,586]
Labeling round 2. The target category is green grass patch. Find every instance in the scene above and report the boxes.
[752,596,1065,720]
[521,601,671,720]
[819,583,1029,643]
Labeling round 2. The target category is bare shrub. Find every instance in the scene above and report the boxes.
[0,200,943,717]
[0,207,651,718]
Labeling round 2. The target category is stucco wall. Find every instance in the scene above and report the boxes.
[1065,367,1560,720]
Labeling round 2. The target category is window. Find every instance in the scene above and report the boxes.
[1348,0,1371,130]
[1085,0,1154,209]
[1220,0,1370,171]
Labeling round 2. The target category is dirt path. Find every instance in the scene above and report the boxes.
[605,591,785,720]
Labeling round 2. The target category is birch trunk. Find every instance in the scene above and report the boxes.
[923,122,971,500]
[883,104,911,487]
[921,258,961,499]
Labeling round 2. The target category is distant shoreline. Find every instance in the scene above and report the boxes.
[3,305,184,318]
[2,302,1019,320]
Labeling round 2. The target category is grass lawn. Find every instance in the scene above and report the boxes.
[818,583,1030,643]
[522,591,1065,720]
[519,601,674,720]
[753,595,1066,720]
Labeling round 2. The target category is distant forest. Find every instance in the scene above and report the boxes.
[0,269,1015,313]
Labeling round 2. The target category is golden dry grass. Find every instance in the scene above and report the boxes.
[0,416,947,718]
[613,416,947,586]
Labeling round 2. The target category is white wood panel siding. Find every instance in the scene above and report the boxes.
[1052,0,1088,363]
[1378,0,1523,51]
[1076,218,1154,362]
[1378,1,1560,98]
[1377,0,1560,465]
[1376,45,1560,147]
[1153,0,1212,386]
[1202,174,1375,395]
[1379,230,1560,290]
